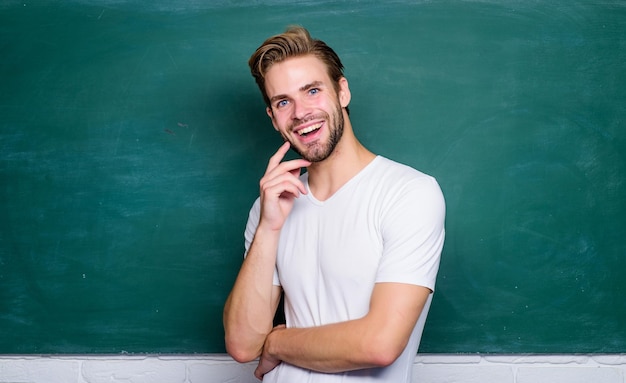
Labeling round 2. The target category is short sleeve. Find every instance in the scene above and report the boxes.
[376,175,446,291]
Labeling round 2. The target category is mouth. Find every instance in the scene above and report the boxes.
[296,122,323,137]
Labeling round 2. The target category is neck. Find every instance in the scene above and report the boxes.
[306,113,376,201]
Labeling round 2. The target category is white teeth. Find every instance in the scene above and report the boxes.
[298,123,322,136]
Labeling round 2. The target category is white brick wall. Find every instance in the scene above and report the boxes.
[0,354,624,383]
[415,355,626,383]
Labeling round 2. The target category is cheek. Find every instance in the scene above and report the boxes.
[272,116,292,134]
[271,119,280,131]
[272,114,286,127]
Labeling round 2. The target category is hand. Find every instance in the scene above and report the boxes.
[258,142,310,232]
[254,325,286,380]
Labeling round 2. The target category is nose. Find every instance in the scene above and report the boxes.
[292,99,311,121]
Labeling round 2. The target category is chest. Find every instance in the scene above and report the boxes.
[276,194,385,303]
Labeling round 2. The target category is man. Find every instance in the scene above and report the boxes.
[223,26,445,382]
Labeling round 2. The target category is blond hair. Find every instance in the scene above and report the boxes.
[248,26,346,109]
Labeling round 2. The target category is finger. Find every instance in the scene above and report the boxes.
[288,165,304,179]
[262,170,308,197]
[265,141,291,174]
[267,158,310,176]
[265,142,311,178]
[262,175,306,200]
[264,161,310,189]
[254,367,263,380]
[261,159,309,194]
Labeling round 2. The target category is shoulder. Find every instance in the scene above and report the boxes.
[371,156,433,179]
[370,156,443,197]
[365,157,445,225]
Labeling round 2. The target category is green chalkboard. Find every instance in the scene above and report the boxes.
[1,1,625,354]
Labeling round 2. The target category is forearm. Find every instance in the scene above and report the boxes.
[223,226,281,362]
[226,143,310,363]
[265,316,399,373]
[263,283,430,374]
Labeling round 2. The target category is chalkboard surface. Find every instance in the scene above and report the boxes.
[1,1,624,354]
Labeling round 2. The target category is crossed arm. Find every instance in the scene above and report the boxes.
[222,142,434,378]
[257,282,431,377]
[223,223,431,378]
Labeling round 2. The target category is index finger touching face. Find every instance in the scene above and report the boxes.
[266,141,292,173]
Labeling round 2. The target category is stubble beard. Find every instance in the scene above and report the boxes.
[287,103,345,163]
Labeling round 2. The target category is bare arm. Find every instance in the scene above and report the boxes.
[223,142,310,362]
[223,234,283,362]
[254,172,445,378]
[255,282,431,378]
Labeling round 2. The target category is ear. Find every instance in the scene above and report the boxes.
[338,77,351,108]
[266,106,279,131]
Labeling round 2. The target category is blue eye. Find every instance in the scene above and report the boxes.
[309,88,319,95]
[277,100,289,108]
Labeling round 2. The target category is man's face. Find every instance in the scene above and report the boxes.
[264,55,349,162]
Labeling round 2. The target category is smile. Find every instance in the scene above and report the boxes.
[297,122,323,136]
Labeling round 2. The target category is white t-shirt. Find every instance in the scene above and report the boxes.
[244,156,446,382]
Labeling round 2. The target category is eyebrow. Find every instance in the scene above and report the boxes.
[269,80,325,105]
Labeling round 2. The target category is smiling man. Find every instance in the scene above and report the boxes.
[223,26,446,382]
